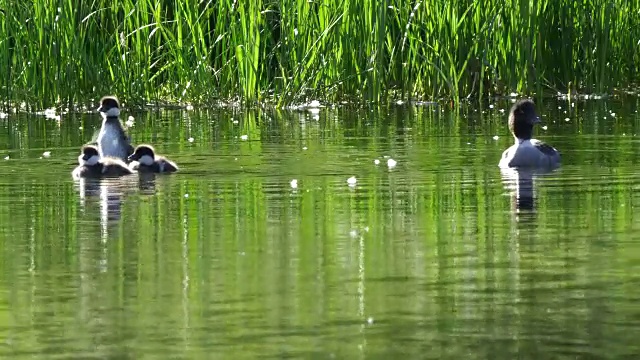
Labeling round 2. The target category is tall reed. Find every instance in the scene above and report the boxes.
[0,0,638,108]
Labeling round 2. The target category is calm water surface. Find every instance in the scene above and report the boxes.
[1,98,640,358]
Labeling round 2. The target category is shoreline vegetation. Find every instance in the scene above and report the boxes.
[0,0,639,109]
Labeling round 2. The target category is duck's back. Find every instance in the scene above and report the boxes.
[499,140,560,169]
[72,159,133,179]
[101,158,134,176]
[129,157,178,173]
[72,165,101,179]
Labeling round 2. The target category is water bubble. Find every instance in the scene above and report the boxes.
[374,159,380,165]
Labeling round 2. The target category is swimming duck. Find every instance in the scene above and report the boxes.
[72,144,134,179]
[96,95,134,162]
[499,99,560,169]
[127,144,178,173]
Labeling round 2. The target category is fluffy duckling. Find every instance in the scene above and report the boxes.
[127,144,178,173]
[96,95,134,161]
[499,99,561,169]
[72,145,134,179]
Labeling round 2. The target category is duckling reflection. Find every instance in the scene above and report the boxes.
[74,177,136,223]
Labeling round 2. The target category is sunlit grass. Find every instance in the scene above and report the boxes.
[0,0,638,108]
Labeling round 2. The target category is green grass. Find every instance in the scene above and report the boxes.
[0,0,639,108]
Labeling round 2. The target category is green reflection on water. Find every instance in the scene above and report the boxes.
[0,98,640,358]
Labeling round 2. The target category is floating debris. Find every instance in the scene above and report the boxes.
[186,104,194,111]
[42,151,51,158]
[0,112,7,119]
[347,176,357,186]
[565,117,570,122]
[493,135,499,140]
[44,108,56,118]
[302,146,308,150]
[125,116,135,127]
[374,159,380,165]
[3,155,8,160]
[489,104,494,109]
[290,179,298,189]
[542,125,548,130]
[240,134,248,141]
[367,317,374,325]
[387,158,397,168]
[188,137,194,143]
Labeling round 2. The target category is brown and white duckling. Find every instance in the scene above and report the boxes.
[499,99,561,169]
[72,145,134,179]
[127,144,178,173]
[96,95,134,162]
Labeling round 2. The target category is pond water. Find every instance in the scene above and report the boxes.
[1,97,640,358]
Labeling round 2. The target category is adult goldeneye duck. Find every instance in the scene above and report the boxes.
[499,99,560,169]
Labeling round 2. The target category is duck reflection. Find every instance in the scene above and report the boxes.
[501,168,536,214]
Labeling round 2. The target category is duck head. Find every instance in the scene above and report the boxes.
[509,99,541,141]
[128,144,155,166]
[97,95,121,118]
[79,145,100,166]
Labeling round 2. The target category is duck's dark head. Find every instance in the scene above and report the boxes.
[80,144,100,166]
[128,144,156,165]
[509,99,540,140]
[97,95,121,118]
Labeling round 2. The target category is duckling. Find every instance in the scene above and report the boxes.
[128,144,178,173]
[96,95,134,162]
[72,145,134,179]
[499,99,561,169]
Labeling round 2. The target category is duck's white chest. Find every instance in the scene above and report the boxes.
[97,123,127,160]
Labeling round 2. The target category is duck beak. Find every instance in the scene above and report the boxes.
[97,106,104,113]
[127,154,136,162]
